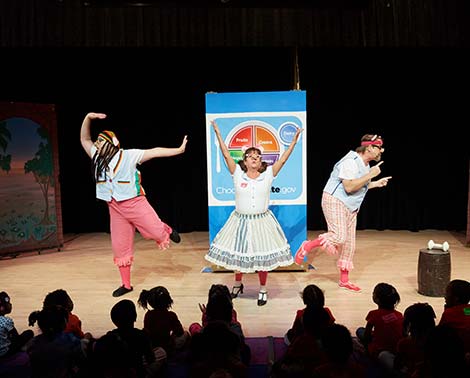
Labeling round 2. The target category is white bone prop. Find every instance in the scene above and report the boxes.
[427,240,449,252]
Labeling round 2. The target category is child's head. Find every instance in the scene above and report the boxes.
[111,299,137,329]
[0,291,12,315]
[208,284,231,302]
[373,282,400,310]
[300,284,325,308]
[137,286,173,311]
[403,302,436,338]
[321,324,353,365]
[43,289,74,313]
[444,279,470,308]
[28,305,68,337]
[206,291,233,323]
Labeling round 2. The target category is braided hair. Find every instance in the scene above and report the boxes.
[91,130,120,182]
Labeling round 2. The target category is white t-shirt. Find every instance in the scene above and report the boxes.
[233,165,274,214]
[338,157,367,180]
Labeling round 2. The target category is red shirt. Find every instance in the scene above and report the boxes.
[439,304,470,352]
[365,308,403,357]
[64,313,84,339]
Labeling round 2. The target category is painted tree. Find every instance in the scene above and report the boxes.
[0,120,11,174]
[24,127,53,225]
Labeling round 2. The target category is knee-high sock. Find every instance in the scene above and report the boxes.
[235,272,243,284]
[340,269,349,283]
[258,271,268,286]
[119,265,132,289]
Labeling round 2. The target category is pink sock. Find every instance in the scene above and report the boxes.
[340,269,349,283]
[118,265,132,289]
[304,237,323,252]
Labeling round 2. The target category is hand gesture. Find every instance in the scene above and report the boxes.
[87,112,107,120]
[376,176,392,188]
[198,303,206,313]
[292,127,304,144]
[211,120,220,135]
[369,161,384,179]
[179,135,188,153]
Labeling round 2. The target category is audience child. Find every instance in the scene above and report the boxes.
[356,282,403,358]
[42,289,92,341]
[284,284,335,346]
[93,299,158,378]
[0,291,34,377]
[27,305,86,377]
[190,284,240,336]
[389,302,436,376]
[313,323,365,378]
[438,279,470,354]
[137,286,189,357]
[0,291,34,358]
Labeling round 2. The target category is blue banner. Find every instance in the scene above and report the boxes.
[206,91,307,257]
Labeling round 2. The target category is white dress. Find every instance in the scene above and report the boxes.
[205,165,293,273]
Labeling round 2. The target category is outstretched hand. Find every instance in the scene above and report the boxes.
[292,127,304,144]
[376,176,392,188]
[179,135,188,153]
[87,112,107,120]
[211,120,220,134]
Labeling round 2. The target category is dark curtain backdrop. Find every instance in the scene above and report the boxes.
[1,0,469,235]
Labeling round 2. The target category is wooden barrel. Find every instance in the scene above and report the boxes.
[417,248,451,297]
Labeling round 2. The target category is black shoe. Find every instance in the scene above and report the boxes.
[257,291,268,306]
[112,286,133,297]
[231,283,244,299]
[169,229,181,243]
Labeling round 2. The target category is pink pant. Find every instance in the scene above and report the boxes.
[108,196,171,266]
[321,192,357,271]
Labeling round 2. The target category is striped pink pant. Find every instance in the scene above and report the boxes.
[108,196,172,266]
[320,192,357,271]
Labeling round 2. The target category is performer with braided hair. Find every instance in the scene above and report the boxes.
[294,134,391,292]
[80,112,188,297]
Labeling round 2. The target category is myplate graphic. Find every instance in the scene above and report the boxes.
[206,91,307,257]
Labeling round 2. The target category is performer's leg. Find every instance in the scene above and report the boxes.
[257,271,268,306]
[337,213,361,292]
[127,197,173,249]
[294,193,346,264]
[231,272,244,299]
[109,200,135,296]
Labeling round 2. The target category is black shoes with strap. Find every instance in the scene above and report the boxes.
[231,283,244,299]
[257,291,268,306]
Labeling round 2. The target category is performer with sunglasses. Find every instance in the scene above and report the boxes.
[205,120,302,306]
[294,134,391,292]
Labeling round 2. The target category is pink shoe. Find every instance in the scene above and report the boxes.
[338,281,361,292]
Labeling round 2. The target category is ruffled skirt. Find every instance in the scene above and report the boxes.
[205,210,293,273]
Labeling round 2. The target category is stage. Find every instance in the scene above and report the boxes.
[1,230,468,339]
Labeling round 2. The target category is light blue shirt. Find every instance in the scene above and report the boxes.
[323,151,370,212]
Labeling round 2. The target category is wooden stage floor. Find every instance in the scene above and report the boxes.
[1,230,469,339]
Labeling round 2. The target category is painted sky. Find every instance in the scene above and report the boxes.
[1,117,47,170]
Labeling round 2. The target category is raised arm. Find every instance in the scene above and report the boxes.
[80,112,107,158]
[211,120,236,175]
[140,135,188,163]
[272,127,303,177]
